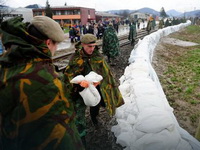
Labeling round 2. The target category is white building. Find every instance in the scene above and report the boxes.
[129,12,149,20]
[0,6,33,22]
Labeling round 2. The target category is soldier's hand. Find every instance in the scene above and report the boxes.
[79,80,89,88]
[93,82,100,87]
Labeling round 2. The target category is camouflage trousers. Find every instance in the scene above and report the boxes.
[74,99,87,146]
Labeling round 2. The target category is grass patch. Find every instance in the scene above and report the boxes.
[164,48,200,102]
[189,99,200,105]
[155,25,200,135]
[170,25,200,44]
[63,27,69,33]
[190,114,199,124]
[186,25,200,34]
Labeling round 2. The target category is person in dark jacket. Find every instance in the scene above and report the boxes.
[0,16,84,150]
[146,17,153,34]
[97,23,104,39]
[63,34,124,148]
[69,26,76,43]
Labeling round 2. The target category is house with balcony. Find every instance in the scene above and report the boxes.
[32,6,96,27]
[95,11,122,23]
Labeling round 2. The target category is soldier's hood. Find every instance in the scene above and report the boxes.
[0,17,51,65]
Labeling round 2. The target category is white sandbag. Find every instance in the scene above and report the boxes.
[70,75,85,83]
[176,139,193,150]
[116,132,136,147]
[126,114,136,125]
[111,125,121,137]
[70,71,103,106]
[79,84,101,106]
[115,107,125,119]
[85,71,103,82]
[132,129,182,150]
[135,108,175,133]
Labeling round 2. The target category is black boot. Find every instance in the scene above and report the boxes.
[90,104,100,126]
[81,136,87,148]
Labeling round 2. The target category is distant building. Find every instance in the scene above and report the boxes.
[129,12,149,21]
[32,6,96,26]
[0,6,33,22]
[95,11,122,23]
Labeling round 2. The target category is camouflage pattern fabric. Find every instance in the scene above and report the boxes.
[102,26,120,58]
[146,20,152,33]
[152,19,156,30]
[164,19,171,27]
[128,23,137,46]
[158,19,164,29]
[63,44,124,138]
[0,17,84,150]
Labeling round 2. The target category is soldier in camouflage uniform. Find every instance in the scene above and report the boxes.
[146,16,153,34]
[102,23,120,64]
[128,21,137,46]
[158,19,164,29]
[63,34,124,147]
[0,16,84,150]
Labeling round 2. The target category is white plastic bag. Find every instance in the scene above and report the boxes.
[70,71,103,106]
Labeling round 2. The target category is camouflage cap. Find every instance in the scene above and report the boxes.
[31,16,64,42]
[81,34,97,44]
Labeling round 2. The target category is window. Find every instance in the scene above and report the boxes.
[61,10,66,15]
[55,11,61,15]
[73,10,80,15]
[34,11,42,16]
[64,19,71,24]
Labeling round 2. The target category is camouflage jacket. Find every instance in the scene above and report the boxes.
[64,44,124,116]
[0,17,84,150]
[146,20,152,32]
[128,24,137,41]
[102,26,120,58]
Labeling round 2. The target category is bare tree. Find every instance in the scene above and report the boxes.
[45,0,53,18]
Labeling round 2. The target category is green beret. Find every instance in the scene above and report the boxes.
[31,16,64,42]
[81,34,97,44]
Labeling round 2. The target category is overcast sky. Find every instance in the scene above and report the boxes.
[6,0,200,13]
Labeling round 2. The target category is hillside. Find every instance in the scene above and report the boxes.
[167,9,182,17]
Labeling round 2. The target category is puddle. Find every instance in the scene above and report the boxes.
[162,37,199,47]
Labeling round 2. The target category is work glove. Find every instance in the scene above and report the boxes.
[79,80,89,88]
[93,81,100,87]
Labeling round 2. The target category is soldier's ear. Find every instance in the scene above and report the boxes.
[45,39,51,46]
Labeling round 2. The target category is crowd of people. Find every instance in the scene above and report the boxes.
[68,20,120,43]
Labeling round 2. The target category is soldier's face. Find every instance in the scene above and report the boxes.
[82,43,96,55]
